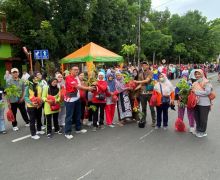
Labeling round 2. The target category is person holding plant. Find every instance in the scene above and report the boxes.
[153,73,175,130]
[42,78,61,138]
[25,75,44,140]
[0,88,6,134]
[135,62,156,127]
[175,74,195,133]
[192,69,213,138]
[64,66,94,139]
[115,71,132,127]
[6,68,30,131]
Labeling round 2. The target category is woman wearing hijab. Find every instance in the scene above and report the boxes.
[153,73,175,130]
[42,78,61,138]
[79,72,87,124]
[192,69,213,137]
[25,75,44,140]
[105,73,117,127]
[91,72,110,131]
[56,73,66,132]
[115,71,132,126]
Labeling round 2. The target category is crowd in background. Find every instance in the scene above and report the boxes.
[0,62,217,139]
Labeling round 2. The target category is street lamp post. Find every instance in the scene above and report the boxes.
[137,0,141,67]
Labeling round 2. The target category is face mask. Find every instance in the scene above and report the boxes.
[197,78,203,82]
[133,73,137,77]
[159,78,165,82]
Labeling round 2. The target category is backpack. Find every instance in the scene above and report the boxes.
[187,91,198,109]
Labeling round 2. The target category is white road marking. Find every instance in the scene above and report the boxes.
[139,129,154,140]
[11,135,31,143]
[76,169,94,180]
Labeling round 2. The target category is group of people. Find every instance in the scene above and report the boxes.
[0,62,215,139]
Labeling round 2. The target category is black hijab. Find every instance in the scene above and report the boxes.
[48,78,59,96]
[28,75,38,97]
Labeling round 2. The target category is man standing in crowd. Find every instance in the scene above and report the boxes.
[7,68,30,131]
[64,66,94,139]
[135,62,156,127]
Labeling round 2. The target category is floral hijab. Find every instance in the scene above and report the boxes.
[192,69,210,91]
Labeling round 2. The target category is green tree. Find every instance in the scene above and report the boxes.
[173,43,187,64]
[121,44,137,64]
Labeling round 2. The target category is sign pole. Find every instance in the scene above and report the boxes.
[41,59,44,67]
[29,51,33,75]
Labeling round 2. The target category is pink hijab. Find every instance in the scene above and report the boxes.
[192,69,209,91]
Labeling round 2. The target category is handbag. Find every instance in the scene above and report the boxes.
[50,103,60,111]
[160,84,170,104]
[149,92,157,106]
[96,93,106,100]
[187,91,198,109]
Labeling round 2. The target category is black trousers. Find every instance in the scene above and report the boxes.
[80,100,86,121]
[93,103,106,127]
[27,107,42,136]
[45,113,59,134]
[156,104,169,127]
[194,105,210,133]
[88,101,94,122]
[11,102,29,127]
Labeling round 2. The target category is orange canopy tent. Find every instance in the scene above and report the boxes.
[61,42,123,63]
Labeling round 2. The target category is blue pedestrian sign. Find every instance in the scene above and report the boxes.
[34,49,49,60]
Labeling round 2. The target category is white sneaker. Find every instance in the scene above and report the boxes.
[189,127,196,134]
[25,123,30,127]
[36,131,45,135]
[41,126,46,130]
[87,121,93,126]
[13,127,19,131]
[65,134,73,139]
[203,132,208,137]
[163,127,168,130]
[155,126,160,130]
[196,132,204,138]
[76,129,87,134]
[108,124,115,128]
[31,135,40,140]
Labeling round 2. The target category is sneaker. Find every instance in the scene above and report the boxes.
[25,123,30,127]
[99,125,105,130]
[76,129,87,134]
[54,130,62,135]
[41,126,46,130]
[155,126,160,130]
[13,127,19,131]
[196,132,204,138]
[151,123,156,127]
[189,127,196,134]
[31,135,40,140]
[108,124,115,128]
[87,121,93,126]
[92,127,97,132]
[65,134,73,139]
[47,134,52,138]
[1,131,7,134]
[203,132,208,137]
[163,127,168,130]
[36,131,45,135]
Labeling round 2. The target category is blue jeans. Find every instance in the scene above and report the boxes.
[156,104,169,127]
[64,100,81,134]
[0,108,6,132]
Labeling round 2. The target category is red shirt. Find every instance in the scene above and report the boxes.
[65,75,78,94]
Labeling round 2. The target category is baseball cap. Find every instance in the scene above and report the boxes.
[11,68,19,73]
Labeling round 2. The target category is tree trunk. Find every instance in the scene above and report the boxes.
[179,55,181,65]
[153,52,156,65]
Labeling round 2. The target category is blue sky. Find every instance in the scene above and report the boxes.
[151,0,219,21]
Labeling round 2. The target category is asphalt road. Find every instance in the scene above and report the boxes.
[0,73,220,180]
